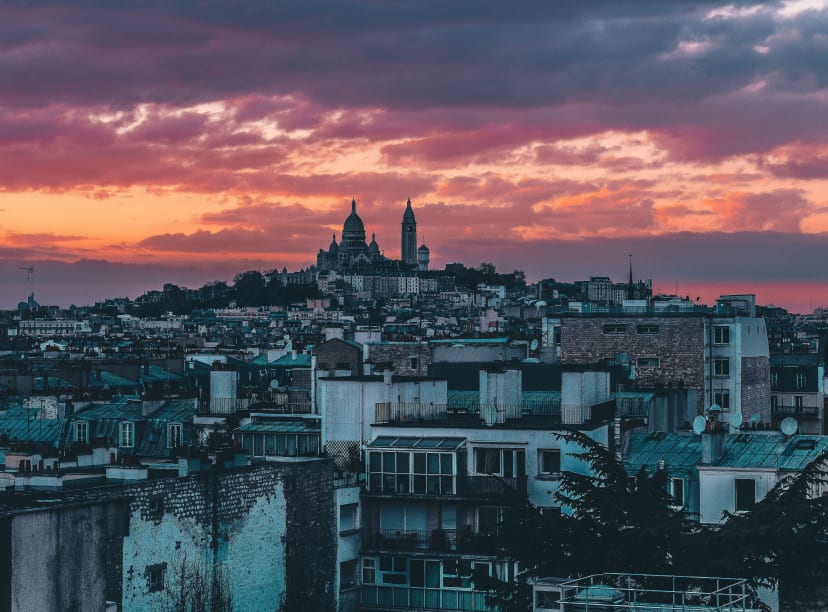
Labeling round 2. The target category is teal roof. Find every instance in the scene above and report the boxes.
[235,420,319,434]
[430,338,510,345]
[625,431,828,474]
[272,354,311,367]
[446,390,560,411]
[368,436,465,449]
[88,370,139,389]
[140,365,183,383]
[624,432,701,475]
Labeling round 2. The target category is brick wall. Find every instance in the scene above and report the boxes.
[742,356,771,423]
[313,339,362,374]
[366,342,430,376]
[560,316,706,412]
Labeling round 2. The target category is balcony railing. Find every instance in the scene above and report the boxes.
[197,398,312,416]
[361,585,490,612]
[772,404,819,417]
[366,474,526,498]
[362,527,506,554]
[375,401,561,424]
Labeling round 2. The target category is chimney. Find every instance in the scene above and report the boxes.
[701,420,726,465]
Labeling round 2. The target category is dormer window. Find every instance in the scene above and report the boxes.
[75,421,88,443]
[120,421,135,448]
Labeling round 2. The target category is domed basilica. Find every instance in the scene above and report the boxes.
[317,198,429,272]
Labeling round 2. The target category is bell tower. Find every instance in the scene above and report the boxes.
[401,198,417,265]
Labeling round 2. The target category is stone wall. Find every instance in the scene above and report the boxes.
[313,339,362,374]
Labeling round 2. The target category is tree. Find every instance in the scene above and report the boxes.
[695,452,828,606]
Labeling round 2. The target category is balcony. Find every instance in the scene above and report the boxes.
[197,398,312,416]
[362,527,506,555]
[771,404,819,418]
[361,585,490,611]
[365,474,526,499]
[374,401,561,425]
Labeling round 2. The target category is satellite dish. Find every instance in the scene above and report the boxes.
[730,411,743,429]
[530,339,539,352]
[269,379,280,389]
[781,417,799,436]
[750,413,761,426]
[692,415,708,435]
[708,403,722,414]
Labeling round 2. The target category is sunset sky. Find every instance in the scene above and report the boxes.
[2,1,828,311]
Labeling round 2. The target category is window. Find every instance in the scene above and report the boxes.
[167,423,182,449]
[478,506,509,534]
[442,559,473,589]
[148,495,164,520]
[362,559,376,584]
[636,325,660,334]
[714,391,730,410]
[146,563,166,593]
[340,560,358,590]
[714,326,730,344]
[120,422,134,448]
[671,478,685,507]
[771,395,779,409]
[474,448,525,478]
[637,357,660,368]
[795,395,804,410]
[379,556,407,584]
[714,358,730,377]
[735,479,755,512]
[368,450,455,495]
[771,370,779,388]
[602,324,627,335]
[409,559,441,588]
[539,450,561,475]
[339,503,358,533]
[796,371,807,389]
[75,421,88,443]
[408,356,419,370]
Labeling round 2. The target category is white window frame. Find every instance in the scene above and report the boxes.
[120,421,135,448]
[75,421,88,443]
[713,325,730,345]
[538,449,561,475]
[167,423,182,449]
[714,391,730,410]
[339,503,359,533]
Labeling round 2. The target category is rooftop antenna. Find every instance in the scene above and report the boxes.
[19,266,34,299]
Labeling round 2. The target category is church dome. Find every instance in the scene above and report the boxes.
[343,198,366,239]
[417,243,429,253]
[328,233,339,254]
[402,198,416,223]
[368,232,380,254]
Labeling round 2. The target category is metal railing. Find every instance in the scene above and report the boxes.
[361,585,490,611]
[366,473,526,498]
[361,527,506,554]
[772,404,819,417]
[557,573,760,611]
[197,398,312,415]
[375,401,561,424]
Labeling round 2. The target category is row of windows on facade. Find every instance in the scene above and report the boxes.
[345,556,503,591]
[771,370,809,388]
[74,421,183,448]
[668,477,756,512]
[366,448,561,495]
[601,324,751,345]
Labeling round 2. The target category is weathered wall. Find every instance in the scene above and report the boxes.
[8,499,128,612]
[121,460,337,612]
[366,342,431,375]
[742,356,771,424]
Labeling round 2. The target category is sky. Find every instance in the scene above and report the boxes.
[2,1,828,311]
